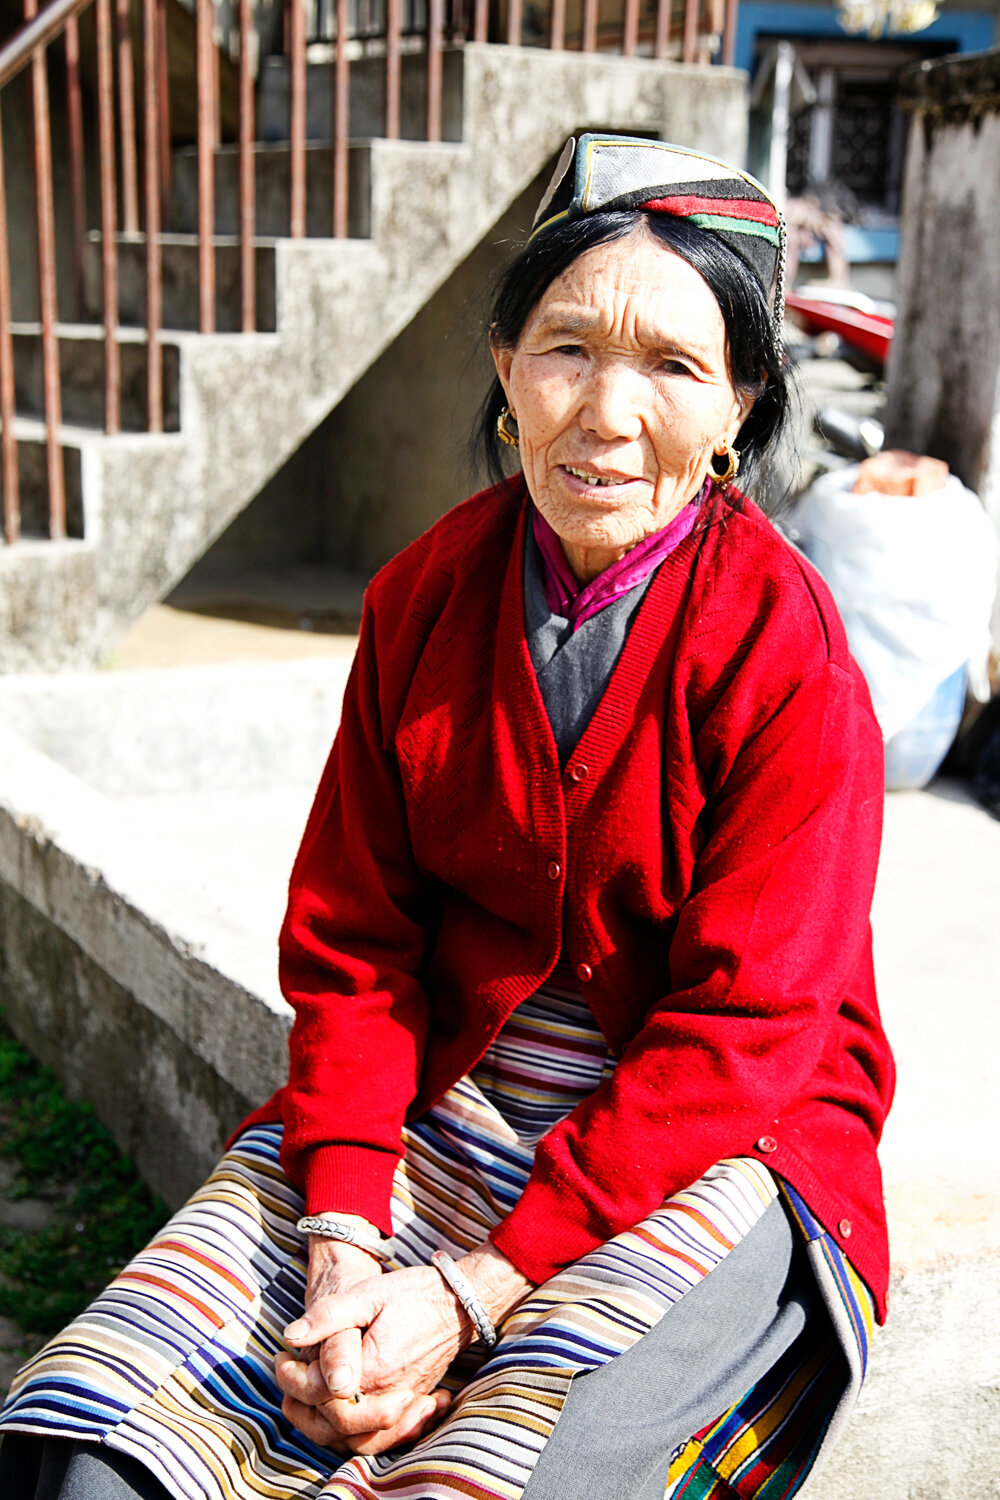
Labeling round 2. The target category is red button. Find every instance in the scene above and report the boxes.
[569,763,589,783]
[756,1135,778,1154]
[838,1218,852,1239]
[576,962,593,983]
[547,861,562,881]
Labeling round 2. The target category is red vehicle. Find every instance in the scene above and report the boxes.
[785,288,894,371]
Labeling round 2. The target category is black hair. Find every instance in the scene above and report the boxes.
[475,210,788,501]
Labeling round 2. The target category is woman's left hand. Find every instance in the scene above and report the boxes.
[281,1244,532,1456]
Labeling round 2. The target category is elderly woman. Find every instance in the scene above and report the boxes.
[0,134,893,1500]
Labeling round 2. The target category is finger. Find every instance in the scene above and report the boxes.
[347,1389,452,1457]
[281,1393,344,1451]
[274,1351,329,1405]
[317,1387,415,1438]
[285,1287,377,1348]
[317,1327,364,1399]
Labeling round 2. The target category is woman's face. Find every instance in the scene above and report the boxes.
[492,227,754,583]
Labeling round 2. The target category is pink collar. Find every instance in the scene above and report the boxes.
[531,484,706,631]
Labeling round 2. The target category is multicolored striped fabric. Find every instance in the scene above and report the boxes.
[0,988,870,1500]
[665,1181,874,1499]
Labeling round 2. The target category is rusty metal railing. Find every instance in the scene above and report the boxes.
[0,0,738,546]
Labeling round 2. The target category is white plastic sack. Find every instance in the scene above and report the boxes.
[792,467,997,742]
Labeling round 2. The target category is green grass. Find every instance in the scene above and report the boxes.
[0,1013,169,1340]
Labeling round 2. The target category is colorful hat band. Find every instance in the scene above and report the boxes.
[530,134,786,323]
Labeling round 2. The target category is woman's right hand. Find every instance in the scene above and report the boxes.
[275,1233,447,1454]
[275,1234,381,1445]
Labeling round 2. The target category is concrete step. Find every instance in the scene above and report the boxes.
[82,235,278,334]
[0,420,84,539]
[0,46,748,669]
[10,324,181,434]
[169,142,373,240]
[256,50,465,146]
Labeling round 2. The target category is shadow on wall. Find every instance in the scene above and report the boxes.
[174,160,562,598]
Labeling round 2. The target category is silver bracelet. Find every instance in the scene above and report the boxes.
[431,1250,497,1348]
[296,1215,392,1263]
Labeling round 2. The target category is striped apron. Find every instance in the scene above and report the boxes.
[0,986,873,1500]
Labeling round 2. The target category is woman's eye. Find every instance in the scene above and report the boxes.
[658,357,691,376]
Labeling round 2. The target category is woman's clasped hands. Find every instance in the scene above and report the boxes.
[275,1226,532,1457]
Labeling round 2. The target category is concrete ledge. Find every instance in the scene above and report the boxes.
[0,663,998,1492]
[0,658,352,1202]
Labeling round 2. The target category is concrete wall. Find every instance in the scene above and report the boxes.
[180,166,530,586]
[178,58,747,590]
[0,660,352,1203]
[319,172,534,577]
[883,49,1000,649]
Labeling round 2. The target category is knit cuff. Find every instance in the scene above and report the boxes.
[488,1189,600,1286]
[302,1144,400,1239]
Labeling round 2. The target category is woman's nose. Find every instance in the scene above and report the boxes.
[579,363,644,442]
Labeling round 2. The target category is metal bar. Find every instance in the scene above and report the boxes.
[550,0,564,49]
[426,0,443,142]
[25,0,66,538]
[385,0,400,139]
[0,0,92,91]
[622,0,638,54]
[156,0,171,225]
[682,0,698,63]
[332,0,348,237]
[473,0,488,42]
[97,0,121,434]
[654,0,669,57]
[64,15,87,318]
[506,0,520,46]
[722,0,737,66]
[653,0,669,56]
[581,0,597,52]
[289,0,306,236]
[196,0,215,329]
[0,109,20,541]
[238,0,255,331]
[212,0,220,146]
[143,0,163,430]
[116,0,139,232]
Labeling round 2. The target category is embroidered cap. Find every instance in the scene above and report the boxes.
[531,134,785,311]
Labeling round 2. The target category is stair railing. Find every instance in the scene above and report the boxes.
[0,0,738,548]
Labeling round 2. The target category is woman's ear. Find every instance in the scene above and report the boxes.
[490,336,514,401]
[731,372,765,438]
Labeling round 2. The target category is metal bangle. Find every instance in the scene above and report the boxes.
[431,1250,498,1348]
[295,1215,392,1263]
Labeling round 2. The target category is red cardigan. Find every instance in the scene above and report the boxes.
[242,478,895,1319]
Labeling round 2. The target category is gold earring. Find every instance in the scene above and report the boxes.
[710,445,740,483]
[497,407,520,449]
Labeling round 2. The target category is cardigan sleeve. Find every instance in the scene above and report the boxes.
[490,646,889,1284]
[277,596,434,1235]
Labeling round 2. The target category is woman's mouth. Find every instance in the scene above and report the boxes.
[562,465,637,488]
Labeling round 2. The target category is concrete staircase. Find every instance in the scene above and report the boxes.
[0,44,745,672]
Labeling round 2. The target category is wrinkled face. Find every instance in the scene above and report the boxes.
[492,227,754,582]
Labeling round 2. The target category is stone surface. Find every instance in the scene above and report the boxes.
[0,1196,62,1235]
[106,602,360,670]
[884,48,1000,649]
